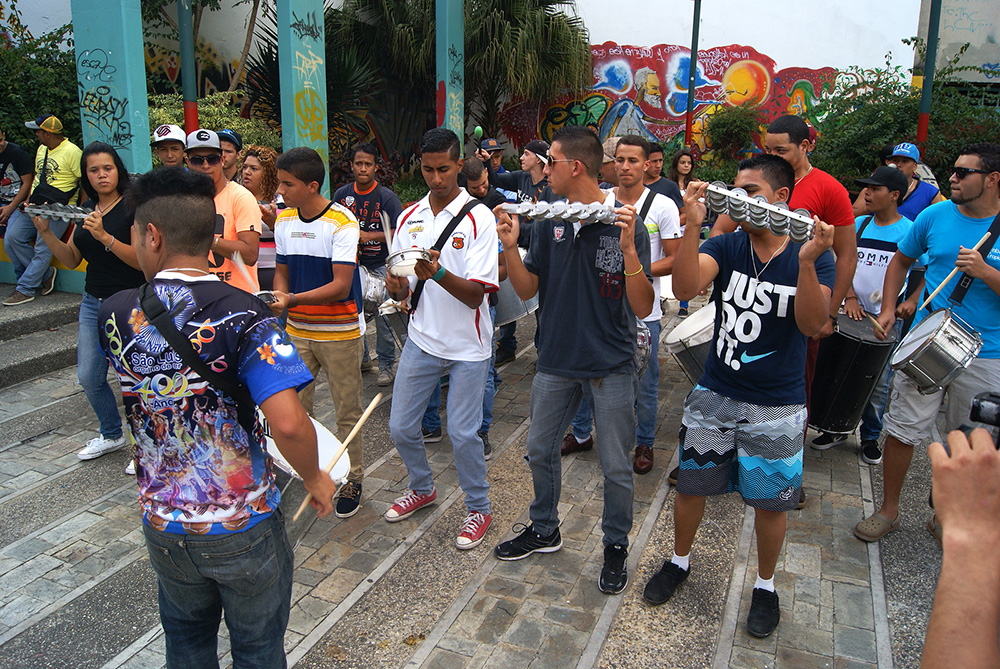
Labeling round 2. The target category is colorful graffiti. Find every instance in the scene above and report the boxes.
[145,40,248,111]
[501,42,838,155]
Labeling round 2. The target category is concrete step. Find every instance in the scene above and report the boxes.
[0,322,79,390]
[0,285,79,340]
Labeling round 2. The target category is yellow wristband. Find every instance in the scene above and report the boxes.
[624,266,644,277]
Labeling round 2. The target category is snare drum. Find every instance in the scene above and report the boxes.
[387,247,431,276]
[258,409,351,483]
[891,308,982,395]
[494,250,539,326]
[358,266,386,320]
[809,315,898,434]
[662,303,716,384]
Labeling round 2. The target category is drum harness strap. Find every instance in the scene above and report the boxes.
[937,211,1000,307]
[409,200,478,315]
[140,282,258,437]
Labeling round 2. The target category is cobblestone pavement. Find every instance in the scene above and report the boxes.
[0,302,936,668]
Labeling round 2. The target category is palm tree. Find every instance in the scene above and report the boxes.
[465,0,592,140]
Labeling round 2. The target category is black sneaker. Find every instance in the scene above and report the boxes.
[422,426,443,443]
[643,560,688,605]
[667,466,679,486]
[599,543,628,594]
[494,523,562,561]
[860,439,883,465]
[336,480,362,518]
[747,588,780,637]
[479,430,492,461]
[495,347,516,366]
[811,431,847,450]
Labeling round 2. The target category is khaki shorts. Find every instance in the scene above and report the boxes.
[883,356,1000,447]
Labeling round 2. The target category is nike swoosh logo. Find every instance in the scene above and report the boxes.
[739,350,775,364]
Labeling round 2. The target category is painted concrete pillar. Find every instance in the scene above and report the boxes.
[435,0,464,141]
[71,0,151,173]
[277,0,329,196]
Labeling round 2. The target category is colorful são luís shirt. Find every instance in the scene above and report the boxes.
[99,272,313,535]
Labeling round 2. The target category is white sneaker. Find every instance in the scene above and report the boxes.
[125,459,136,475]
[77,435,127,460]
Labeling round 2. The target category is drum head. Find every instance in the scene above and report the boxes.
[892,309,947,365]
[260,411,351,483]
[663,303,716,352]
[389,259,418,277]
[836,313,897,344]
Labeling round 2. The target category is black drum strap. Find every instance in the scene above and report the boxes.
[409,200,477,315]
[947,212,1000,306]
[638,189,656,224]
[856,216,873,243]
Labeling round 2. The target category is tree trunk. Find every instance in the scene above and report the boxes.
[228,0,261,92]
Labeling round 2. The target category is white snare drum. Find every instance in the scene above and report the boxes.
[662,303,716,385]
[635,319,651,377]
[358,265,385,319]
[379,299,409,349]
[891,308,982,394]
[257,409,351,483]
[387,247,431,276]
[494,249,539,326]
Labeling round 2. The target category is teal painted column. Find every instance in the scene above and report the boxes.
[71,0,151,174]
[277,0,329,196]
[435,0,464,141]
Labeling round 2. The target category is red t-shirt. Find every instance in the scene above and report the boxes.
[789,167,854,227]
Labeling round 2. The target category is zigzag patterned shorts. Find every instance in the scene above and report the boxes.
[676,385,806,512]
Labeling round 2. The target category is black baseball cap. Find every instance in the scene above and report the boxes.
[856,166,908,203]
[216,129,243,151]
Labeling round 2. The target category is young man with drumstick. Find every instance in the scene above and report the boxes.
[98,168,336,667]
[493,126,654,595]
[268,147,366,518]
[855,142,1000,544]
[643,155,835,638]
[382,128,500,550]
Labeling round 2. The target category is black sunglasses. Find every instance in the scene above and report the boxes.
[951,166,993,180]
[188,154,222,167]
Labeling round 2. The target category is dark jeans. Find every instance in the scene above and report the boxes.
[143,512,293,669]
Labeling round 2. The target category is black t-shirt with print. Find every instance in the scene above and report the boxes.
[332,181,403,268]
[0,141,34,204]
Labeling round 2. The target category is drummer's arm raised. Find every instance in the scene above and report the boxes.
[795,219,835,337]
[259,388,336,517]
[877,251,916,335]
[496,209,539,299]
[674,182,718,299]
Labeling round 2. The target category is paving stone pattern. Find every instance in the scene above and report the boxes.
[0,304,935,667]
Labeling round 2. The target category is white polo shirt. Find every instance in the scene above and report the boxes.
[632,188,680,322]
[393,188,499,361]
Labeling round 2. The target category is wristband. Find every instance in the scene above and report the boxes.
[431,266,446,282]
[104,237,114,252]
[624,266,643,277]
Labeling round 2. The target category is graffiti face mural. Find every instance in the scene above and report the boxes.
[500,41,837,157]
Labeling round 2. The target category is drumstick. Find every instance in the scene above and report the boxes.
[292,393,383,522]
[919,231,992,311]
[866,313,885,333]
[380,211,393,250]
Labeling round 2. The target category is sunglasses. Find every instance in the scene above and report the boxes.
[547,155,590,170]
[188,154,222,167]
[951,166,993,180]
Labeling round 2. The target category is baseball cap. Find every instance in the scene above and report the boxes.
[151,124,186,147]
[524,139,549,163]
[186,129,221,152]
[481,138,502,152]
[890,142,920,162]
[602,136,621,164]
[856,165,909,202]
[216,128,243,151]
[25,115,63,133]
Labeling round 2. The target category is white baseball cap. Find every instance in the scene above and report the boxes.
[185,129,221,152]
[151,124,186,147]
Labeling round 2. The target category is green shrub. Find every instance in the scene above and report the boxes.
[705,103,762,162]
[392,174,428,206]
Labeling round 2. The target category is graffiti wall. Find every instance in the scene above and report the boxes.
[501,42,838,156]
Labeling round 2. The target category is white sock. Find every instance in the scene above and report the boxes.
[575,433,590,444]
[755,574,775,592]
[670,552,690,571]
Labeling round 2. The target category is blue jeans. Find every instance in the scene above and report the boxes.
[497,321,516,353]
[571,321,660,446]
[859,320,903,443]
[526,370,637,546]
[360,264,397,371]
[423,307,498,434]
[143,512,293,669]
[79,293,123,440]
[389,339,491,513]
[4,207,69,295]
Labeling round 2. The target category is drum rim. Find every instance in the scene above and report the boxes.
[663,303,716,349]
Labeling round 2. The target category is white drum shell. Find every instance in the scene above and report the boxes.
[662,303,716,385]
[387,247,431,276]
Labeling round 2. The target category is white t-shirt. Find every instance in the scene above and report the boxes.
[393,189,499,361]
[632,188,680,321]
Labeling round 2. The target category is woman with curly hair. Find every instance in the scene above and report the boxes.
[240,145,280,290]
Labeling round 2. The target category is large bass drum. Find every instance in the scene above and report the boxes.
[809,315,898,434]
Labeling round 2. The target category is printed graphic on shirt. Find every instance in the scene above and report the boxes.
[716,271,797,371]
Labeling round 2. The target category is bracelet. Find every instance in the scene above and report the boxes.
[624,266,644,277]
[104,237,114,252]
[431,266,446,282]
[288,293,297,307]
